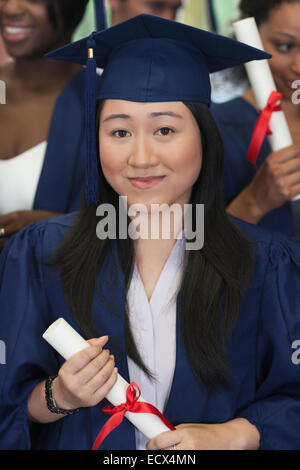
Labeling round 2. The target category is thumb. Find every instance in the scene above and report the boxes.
[87,336,109,348]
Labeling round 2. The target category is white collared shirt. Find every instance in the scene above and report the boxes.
[127,235,186,450]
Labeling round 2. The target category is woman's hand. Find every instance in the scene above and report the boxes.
[53,337,118,411]
[0,210,61,243]
[27,337,118,424]
[146,418,260,450]
[227,144,300,224]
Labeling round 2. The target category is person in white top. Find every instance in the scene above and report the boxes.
[0,0,90,249]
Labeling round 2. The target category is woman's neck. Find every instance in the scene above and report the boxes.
[134,236,182,302]
[132,208,185,301]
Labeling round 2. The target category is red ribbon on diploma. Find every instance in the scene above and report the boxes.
[92,382,175,450]
[246,91,283,169]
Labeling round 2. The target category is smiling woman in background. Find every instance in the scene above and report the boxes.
[211,0,300,238]
[0,0,90,249]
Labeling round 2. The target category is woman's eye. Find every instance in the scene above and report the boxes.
[275,43,293,53]
[112,130,130,138]
[156,127,174,136]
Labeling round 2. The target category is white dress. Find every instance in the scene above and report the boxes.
[127,235,186,450]
[0,141,47,215]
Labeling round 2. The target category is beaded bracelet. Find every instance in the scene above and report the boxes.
[45,375,81,415]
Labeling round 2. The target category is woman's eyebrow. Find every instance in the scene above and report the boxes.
[149,112,183,119]
[273,32,297,39]
[103,111,184,122]
[103,114,131,122]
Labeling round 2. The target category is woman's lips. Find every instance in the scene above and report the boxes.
[128,176,166,189]
[2,26,33,44]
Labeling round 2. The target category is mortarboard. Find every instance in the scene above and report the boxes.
[47,14,271,205]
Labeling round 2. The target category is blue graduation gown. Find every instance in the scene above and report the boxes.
[211,97,295,237]
[33,69,86,213]
[0,213,300,450]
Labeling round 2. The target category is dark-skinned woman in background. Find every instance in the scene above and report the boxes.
[0,0,91,249]
[211,0,300,239]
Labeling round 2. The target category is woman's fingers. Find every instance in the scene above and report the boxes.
[55,335,118,408]
[278,156,300,177]
[92,366,119,401]
[62,339,107,376]
[147,430,181,450]
[0,212,21,236]
[274,144,300,164]
[275,172,300,199]
[87,336,109,348]
[88,354,116,392]
[78,349,112,385]
[0,213,13,227]
[0,223,17,238]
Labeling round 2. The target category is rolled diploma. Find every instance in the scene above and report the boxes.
[233,18,299,201]
[42,318,170,440]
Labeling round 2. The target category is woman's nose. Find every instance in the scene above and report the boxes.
[1,0,26,17]
[128,134,160,168]
[291,52,300,76]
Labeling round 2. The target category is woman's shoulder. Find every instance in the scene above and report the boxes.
[231,216,300,277]
[0,213,77,269]
[30,211,76,241]
[210,96,258,125]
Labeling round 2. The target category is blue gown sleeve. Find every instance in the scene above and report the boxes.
[0,223,61,449]
[237,234,300,450]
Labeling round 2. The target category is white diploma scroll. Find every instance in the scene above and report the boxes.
[42,318,171,440]
[233,18,299,201]
[233,17,293,151]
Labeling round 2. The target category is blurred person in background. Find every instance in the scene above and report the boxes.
[108,0,183,24]
[211,0,300,239]
[0,0,91,250]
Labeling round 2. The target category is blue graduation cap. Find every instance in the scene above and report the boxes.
[47,14,270,205]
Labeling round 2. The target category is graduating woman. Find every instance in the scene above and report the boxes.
[0,14,300,451]
[0,0,105,249]
[211,0,300,238]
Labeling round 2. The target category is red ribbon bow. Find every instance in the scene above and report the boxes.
[246,91,283,169]
[92,382,175,450]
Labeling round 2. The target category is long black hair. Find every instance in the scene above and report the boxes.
[240,0,300,25]
[46,0,89,32]
[50,100,253,390]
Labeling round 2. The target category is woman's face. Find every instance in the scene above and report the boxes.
[99,100,202,211]
[0,0,66,59]
[259,1,300,99]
